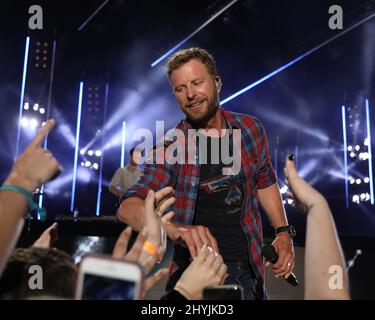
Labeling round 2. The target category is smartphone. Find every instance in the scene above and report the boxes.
[203,285,244,300]
[75,255,143,300]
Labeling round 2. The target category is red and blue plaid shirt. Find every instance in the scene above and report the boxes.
[121,108,276,296]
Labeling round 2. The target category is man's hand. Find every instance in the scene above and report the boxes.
[266,233,295,279]
[166,222,219,258]
[5,119,62,192]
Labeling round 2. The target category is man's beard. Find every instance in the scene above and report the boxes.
[182,91,219,126]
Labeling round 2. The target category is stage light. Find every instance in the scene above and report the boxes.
[88,150,94,156]
[85,161,91,167]
[21,117,28,128]
[350,152,355,158]
[352,195,359,204]
[358,152,369,160]
[355,145,360,151]
[365,99,374,205]
[364,177,370,183]
[356,179,361,185]
[364,138,369,146]
[93,163,99,170]
[80,162,85,167]
[80,149,85,155]
[347,145,352,151]
[349,177,355,184]
[24,102,29,110]
[33,103,39,111]
[365,193,370,201]
[282,200,286,205]
[95,150,102,157]
[287,199,294,205]
[39,107,45,114]
[360,193,366,200]
[29,118,39,129]
[151,0,239,67]
[15,36,30,159]
[280,185,288,194]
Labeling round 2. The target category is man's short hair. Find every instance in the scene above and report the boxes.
[167,48,219,79]
[0,247,77,299]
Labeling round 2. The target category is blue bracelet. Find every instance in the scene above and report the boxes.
[0,185,46,221]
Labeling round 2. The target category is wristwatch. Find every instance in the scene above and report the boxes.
[275,225,296,238]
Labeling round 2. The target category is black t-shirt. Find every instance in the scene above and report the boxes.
[193,132,248,262]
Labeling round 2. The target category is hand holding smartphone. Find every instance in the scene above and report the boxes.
[203,285,244,300]
[75,255,144,300]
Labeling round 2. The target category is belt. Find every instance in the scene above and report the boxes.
[225,260,251,270]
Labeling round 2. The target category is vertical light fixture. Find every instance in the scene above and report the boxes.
[70,82,84,212]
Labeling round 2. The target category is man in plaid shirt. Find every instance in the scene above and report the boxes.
[119,48,295,299]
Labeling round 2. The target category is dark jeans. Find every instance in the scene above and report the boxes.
[224,262,267,300]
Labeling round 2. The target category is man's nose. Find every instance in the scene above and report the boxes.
[186,85,198,100]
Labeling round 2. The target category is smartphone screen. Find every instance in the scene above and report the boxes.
[82,273,137,300]
[76,255,142,300]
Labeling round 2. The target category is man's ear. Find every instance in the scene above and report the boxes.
[215,76,222,90]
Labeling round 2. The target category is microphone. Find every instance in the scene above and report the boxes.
[262,244,299,287]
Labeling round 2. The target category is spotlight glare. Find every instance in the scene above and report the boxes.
[360,193,366,200]
[29,118,39,129]
[93,163,99,170]
[95,150,102,157]
[349,152,355,158]
[39,107,45,114]
[364,138,369,146]
[355,145,360,151]
[88,150,94,156]
[347,145,352,151]
[24,102,29,110]
[41,121,46,127]
[352,195,359,203]
[350,178,355,185]
[287,199,294,205]
[80,149,85,155]
[21,117,29,128]
[85,161,91,167]
[356,179,361,185]
[33,103,39,111]
[364,177,370,183]
[80,162,85,167]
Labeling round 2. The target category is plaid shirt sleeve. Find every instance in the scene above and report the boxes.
[256,122,276,189]
[120,146,178,202]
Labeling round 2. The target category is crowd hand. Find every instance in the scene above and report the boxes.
[284,154,327,214]
[32,222,58,248]
[167,222,219,258]
[112,226,168,298]
[5,119,62,192]
[174,244,228,300]
[140,189,175,250]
